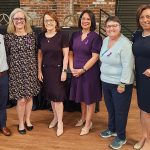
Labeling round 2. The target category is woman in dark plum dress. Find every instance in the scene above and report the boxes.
[38,11,69,137]
[69,10,102,136]
[132,4,150,150]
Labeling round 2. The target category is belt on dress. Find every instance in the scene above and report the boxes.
[0,71,7,77]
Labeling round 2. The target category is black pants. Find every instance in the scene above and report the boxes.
[102,82,133,140]
[0,73,8,128]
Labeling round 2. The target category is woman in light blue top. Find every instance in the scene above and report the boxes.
[99,16,134,150]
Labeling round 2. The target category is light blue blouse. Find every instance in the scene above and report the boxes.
[100,34,134,85]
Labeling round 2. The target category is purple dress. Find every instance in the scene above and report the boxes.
[69,31,102,105]
[38,31,69,102]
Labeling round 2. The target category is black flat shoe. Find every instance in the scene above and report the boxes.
[25,122,33,131]
[18,126,26,135]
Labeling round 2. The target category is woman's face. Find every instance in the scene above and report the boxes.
[81,13,91,31]
[44,14,56,32]
[139,8,150,31]
[105,21,121,38]
[13,11,26,30]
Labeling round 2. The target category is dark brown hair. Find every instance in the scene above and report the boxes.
[42,11,60,32]
[105,16,121,25]
[136,4,150,29]
[78,10,96,31]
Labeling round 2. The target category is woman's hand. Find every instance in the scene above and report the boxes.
[117,85,125,93]
[143,68,150,77]
[38,71,43,82]
[61,72,67,81]
[72,69,84,77]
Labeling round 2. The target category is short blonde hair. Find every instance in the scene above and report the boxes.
[7,8,32,33]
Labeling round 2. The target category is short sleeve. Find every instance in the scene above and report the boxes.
[131,30,142,43]
[37,32,44,50]
[69,32,75,51]
[4,33,10,56]
[91,33,103,54]
[62,31,69,48]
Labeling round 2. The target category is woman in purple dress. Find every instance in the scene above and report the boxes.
[69,10,102,136]
[38,11,69,136]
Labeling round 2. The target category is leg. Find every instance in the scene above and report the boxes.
[141,112,150,150]
[102,82,116,132]
[54,101,64,136]
[51,101,58,122]
[75,102,86,127]
[0,74,8,128]
[25,97,33,126]
[54,102,63,124]
[80,103,94,136]
[49,101,58,128]
[134,110,147,149]
[84,103,95,128]
[16,98,26,130]
[80,102,86,121]
[113,84,133,140]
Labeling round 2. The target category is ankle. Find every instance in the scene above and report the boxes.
[57,121,63,125]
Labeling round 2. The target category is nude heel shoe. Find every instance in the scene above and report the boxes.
[57,122,63,137]
[80,122,92,136]
[48,119,58,128]
[134,138,145,150]
[134,142,144,150]
[75,119,85,127]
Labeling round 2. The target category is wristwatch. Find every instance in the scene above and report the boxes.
[62,69,67,72]
[82,67,87,72]
[119,82,126,88]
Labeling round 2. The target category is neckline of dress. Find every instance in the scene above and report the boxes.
[45,32,57,39]
[142,32,150,37]
[14,33,28,37]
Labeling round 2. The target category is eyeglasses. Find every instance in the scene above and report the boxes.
[13,17,25,22]
[44,19,55,24]
[106,24,120,28]
[139,15,150,20]
[81,18,91,21]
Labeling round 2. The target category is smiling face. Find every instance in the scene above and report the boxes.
[44,14,56,32]
[81,13,91,31]
[139,8,150,31]
[105,21,121,38]
[13,11,26,30]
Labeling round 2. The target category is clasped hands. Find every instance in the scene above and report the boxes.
[71,68,85,77]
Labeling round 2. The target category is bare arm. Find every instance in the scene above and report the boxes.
[69,51,74,71]
[73,53,99,77]
[38,49,43,82]
[61,47,69,81]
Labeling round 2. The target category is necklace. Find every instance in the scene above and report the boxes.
[45,32,57,43]
[142,32,150,37]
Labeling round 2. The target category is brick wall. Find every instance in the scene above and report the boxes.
[20,0,116,29]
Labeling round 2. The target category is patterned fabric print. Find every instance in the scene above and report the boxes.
[4,33,40,100]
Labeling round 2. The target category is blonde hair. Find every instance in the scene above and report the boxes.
[7,8,32,33]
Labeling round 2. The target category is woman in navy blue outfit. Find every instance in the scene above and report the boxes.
[132,4,150,150]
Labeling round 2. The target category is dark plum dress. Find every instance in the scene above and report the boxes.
[69,31,102,105]
[38,31,69,102]
[132,31,150,113]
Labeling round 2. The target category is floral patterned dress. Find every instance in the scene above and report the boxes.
[4,33,40,100]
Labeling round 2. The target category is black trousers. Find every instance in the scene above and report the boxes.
[102,82,133,140]
[0,73,8,128]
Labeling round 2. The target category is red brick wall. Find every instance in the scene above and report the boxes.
[20,0,116,28]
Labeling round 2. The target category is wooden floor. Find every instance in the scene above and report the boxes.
[0,89,141,150]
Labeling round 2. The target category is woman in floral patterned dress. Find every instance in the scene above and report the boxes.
[4,8,40,135]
